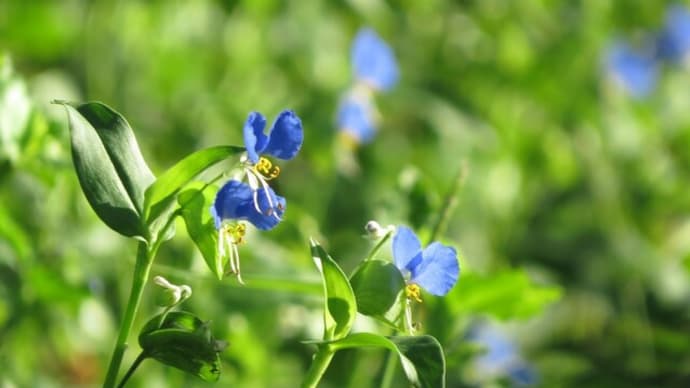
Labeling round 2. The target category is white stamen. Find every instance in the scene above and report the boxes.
[232,243,244,285]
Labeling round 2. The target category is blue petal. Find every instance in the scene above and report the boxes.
[243,112,268,164]
[605,41,658,98]
[410,242,459,296]
[392,226,423,275]
[235,186,286,231]
[337,94,376,144]
[262,110,303,161]
[657,5,690,61]
[211,180,254,229]
[352,28,399,91]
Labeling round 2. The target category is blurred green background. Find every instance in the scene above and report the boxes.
[2,0,690,387]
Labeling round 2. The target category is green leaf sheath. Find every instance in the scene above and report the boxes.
[60,101,153,238]
[310,240,356,341]
[178,185,222,280]
[329,333,446,388]
[350,259,406,316]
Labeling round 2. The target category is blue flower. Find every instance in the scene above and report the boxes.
[657,5,690,62]
[604,40,658,98]
[392,226,459,299]
[336,90,377,144]
[211,179,285,231]
[352,28,399,92]
[468,322,537,386]
[243,110,303,165]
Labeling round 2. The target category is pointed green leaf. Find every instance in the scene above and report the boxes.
[143,145,244,235]
[139,311,227,382]
[310,239,356,340]
[350,259,405,316]
[178,184,223,280]
[328,333,446,388]
[56,101,153,238]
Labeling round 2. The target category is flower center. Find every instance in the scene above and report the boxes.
[405,283,423,303]
[254,157,280,180]
[223,222,246,244]
[218,222,247,284]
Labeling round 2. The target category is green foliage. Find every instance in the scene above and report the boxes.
[349,259,405,316]
[311,240,356,341]
[138,311,227,382]
[143,145,244,241]
[56,101,153,239]
[178,185,222,279]
[448,269,562,320]
[328,333,446,388]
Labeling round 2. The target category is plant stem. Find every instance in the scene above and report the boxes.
[103,242,154,388]
[428,162,467,245]
[366,229,392,261]
[301,345,336,388]
[380,351,397,388]
[116,352,147,388]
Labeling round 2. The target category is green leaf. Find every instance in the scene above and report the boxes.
[349,259,405,316]
[328,333,446,388]
[448,269,561,320]
[310,239,356,340]
[55,101,154,238]
[178,184,222,280]
[139,311,227,382]
[143,145,244,236]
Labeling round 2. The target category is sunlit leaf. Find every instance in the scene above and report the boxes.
[349,259,405,316]
[55,101,154,239]
[327,333,446,388]
[310,239,356,340]
[143,145,244,238]
[178,184,222,280]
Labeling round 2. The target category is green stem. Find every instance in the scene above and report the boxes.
[301,345,336,388]
[428,162,467,245]
[366,230,393,261]
[380,351,398,388]
[103,242,155,388]
[116,352,147,388]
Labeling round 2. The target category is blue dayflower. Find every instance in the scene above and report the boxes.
[604,40,658,98]
[352,28,399,92]
[211,179,285,231]
[210,179,286,283]
[392,226,459,299]
[468,322,537,386]
[657,5,690,62]
[336,90,377,144]
[243,110,303,165]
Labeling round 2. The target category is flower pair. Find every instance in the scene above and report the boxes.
[337,28,399,146]
[211,110,303,282]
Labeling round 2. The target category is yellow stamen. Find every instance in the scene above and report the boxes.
[405,283,423,303]
[254,157,280,180]
[222,223,246,245]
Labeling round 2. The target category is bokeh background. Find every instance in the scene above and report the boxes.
[2,1,690,387]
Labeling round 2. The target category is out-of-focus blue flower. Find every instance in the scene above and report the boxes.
[211,179,285,231]
[352,28,399,91]
[336,90,377,144]
[657,5,690,62]
[468,322,537,386]
[392,226,459,299]
[605,40,658,98]
[243,110,303,165]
